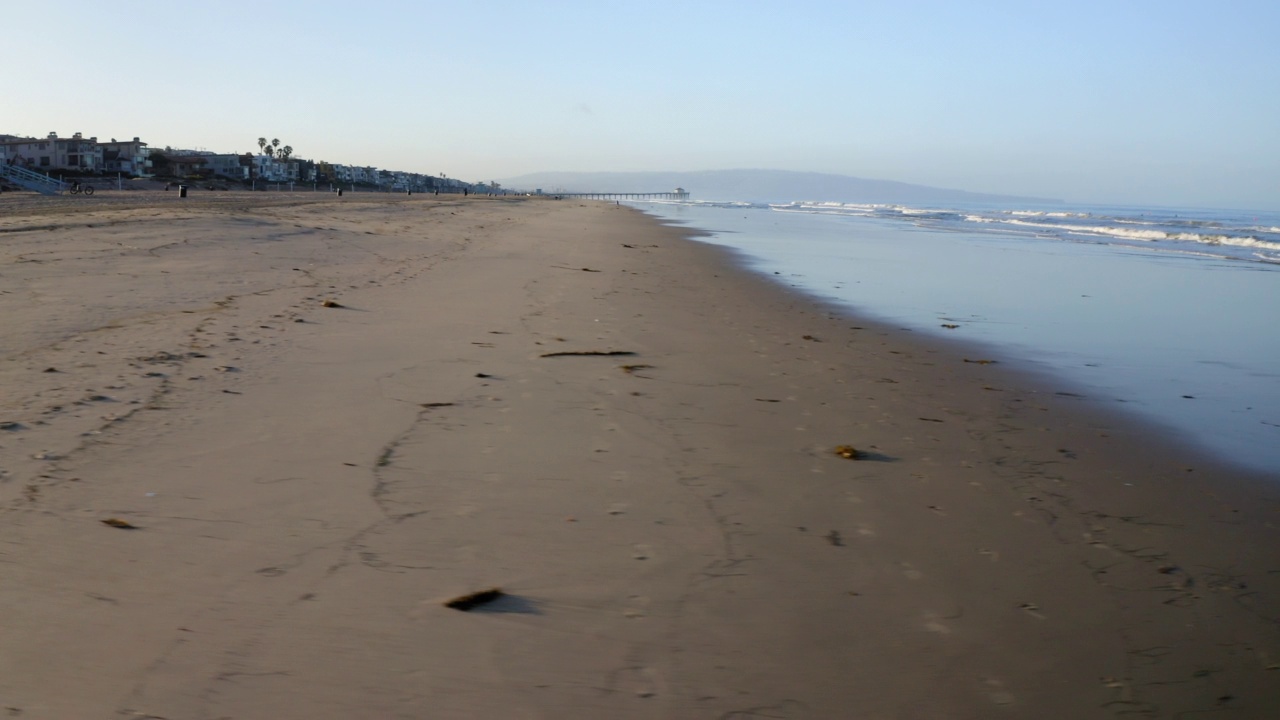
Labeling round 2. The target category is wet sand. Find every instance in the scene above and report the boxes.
[1,191,1277,719]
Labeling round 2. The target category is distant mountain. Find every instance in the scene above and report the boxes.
[498,169,1061,206]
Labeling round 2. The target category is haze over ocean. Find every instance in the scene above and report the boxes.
[632,198,1280,474]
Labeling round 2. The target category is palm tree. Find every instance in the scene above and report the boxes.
[271,139,280,153]
[258,137,267,154]
[280,145,293,161]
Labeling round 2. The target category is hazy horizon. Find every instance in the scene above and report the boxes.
[5,1,1277,210]
[498,168,1069,206]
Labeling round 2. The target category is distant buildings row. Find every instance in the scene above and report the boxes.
[0,131,489,192]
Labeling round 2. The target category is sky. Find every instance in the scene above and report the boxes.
[5,0,1278,209]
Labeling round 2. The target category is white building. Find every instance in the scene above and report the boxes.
[252,155,298,183]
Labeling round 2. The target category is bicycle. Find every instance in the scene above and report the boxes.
[68,181,94,196]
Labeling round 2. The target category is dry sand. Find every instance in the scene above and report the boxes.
[1,191,1277,719]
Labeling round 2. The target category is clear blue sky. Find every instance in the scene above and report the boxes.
[6,0,1277,209]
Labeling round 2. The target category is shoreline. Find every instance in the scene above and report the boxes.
[676,223,1279,482]
[636,201,1280,475]
[689,228,1280,480]
[2,194,1277,718]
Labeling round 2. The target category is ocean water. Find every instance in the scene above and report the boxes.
[630,199,1280,475]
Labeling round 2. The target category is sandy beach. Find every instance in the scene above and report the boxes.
[1,191,1277,719]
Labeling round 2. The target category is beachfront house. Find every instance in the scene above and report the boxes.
[167,155,208,178]
[314,161,336,184]
[389,171,419,191]
[57,133,101,172]
[53,132,102,172]
[1,134,59,169]
[99,138,152,177]
[202,154,248,180]
[0,132,103,172]
[295,159,317,183]
[252,155,300,183]
[253,155,276,181]
[327,164,394,187]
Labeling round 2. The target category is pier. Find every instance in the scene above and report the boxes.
[542,187,689,201]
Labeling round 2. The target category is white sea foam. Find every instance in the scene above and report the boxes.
[1006,210,1089,218]
[758,200,1280,265]
[1207,235,1280,251]
[769,202,876,216]
[641,199,755,209]
[966,218,1280,251]
[1021,221,1170,240]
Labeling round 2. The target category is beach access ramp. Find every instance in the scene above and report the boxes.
[0,163,65,195]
